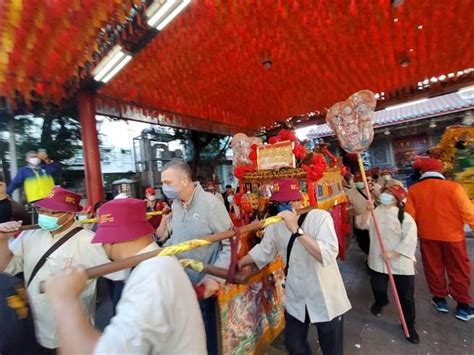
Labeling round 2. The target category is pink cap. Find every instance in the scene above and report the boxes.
[91,198,155,244]
[34,187,82,212]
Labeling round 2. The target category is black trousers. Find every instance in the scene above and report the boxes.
[284,310,344,355]
[199,297,219,355]
[370,269,416,327]
[36,345,56,355]
[354,228,370,255]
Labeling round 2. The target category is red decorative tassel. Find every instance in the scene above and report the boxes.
[307,176,317,206]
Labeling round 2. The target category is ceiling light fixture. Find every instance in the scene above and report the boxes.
[93,45,132,83]
[384,128,391,135]
[146,0,191,31]
[391,0,404,8]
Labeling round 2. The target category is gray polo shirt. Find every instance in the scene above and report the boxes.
[165,183,233,284]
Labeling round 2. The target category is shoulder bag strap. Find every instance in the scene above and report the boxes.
[284,212,309,277]
[356,188,368,200]
[27,227,83,288]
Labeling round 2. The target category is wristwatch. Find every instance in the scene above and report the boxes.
[293,227,304,238]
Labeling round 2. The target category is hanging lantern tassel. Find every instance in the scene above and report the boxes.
[326,90,409,338]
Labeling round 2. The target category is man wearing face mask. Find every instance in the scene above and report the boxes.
[42,198,207,355]
[156,159,232,355]
[238,178,351,355]
[7,151,61,204]
[0,187,122,354]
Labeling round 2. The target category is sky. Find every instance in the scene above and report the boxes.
[97,115,183,151]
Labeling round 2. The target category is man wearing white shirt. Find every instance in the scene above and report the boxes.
[238,178,351,355]
[0,187,124,354]
[43,198,207,355]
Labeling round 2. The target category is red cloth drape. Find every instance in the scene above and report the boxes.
[331,203,349,260]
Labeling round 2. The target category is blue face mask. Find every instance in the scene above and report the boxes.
[355,182,365,190]
[38,214,64,231]
[162,184,180,200]
[379,192,396,206]
[277,202,293,213]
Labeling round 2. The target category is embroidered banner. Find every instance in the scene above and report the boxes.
[218,259,285,355]
[257,141,295,170]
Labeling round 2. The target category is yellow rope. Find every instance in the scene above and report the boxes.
[261,216,283,228]
[179,259,205,272]
[80,211,163,224]
[157,239,212,257]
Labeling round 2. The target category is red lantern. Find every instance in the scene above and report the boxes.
[293,144,306,159]
[278,129,297,142]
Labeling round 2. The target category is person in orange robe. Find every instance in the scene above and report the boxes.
[406,157,474,322]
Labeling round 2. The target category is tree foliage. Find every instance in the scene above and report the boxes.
[173,129,231,179]
[0,104,82,183]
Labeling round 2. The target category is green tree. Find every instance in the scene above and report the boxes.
[0,113,35,182]
[173,129,231,179]
[0,104,82,183]
[34,105,82,163]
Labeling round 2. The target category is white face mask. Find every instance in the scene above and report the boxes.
[27,157,41,167]
[147,195,156,201]
[383,175,392,181]
[379,192,396,205]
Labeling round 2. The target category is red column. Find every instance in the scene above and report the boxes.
[78,91,104,207]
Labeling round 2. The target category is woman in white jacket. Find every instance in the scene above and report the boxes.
[361,185,420,344]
